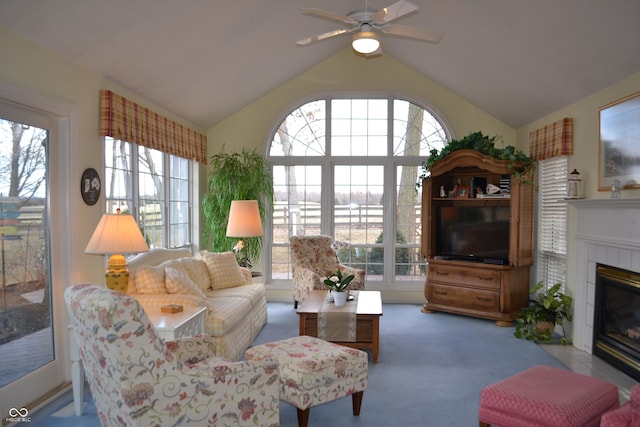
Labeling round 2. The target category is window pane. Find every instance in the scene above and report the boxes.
[331,99,388,156]
[270,100,326,157]
[169,155,190,248]
[334,165,384,276]
[138,146,164,248]
[396,165,427,281]
[393,99,448,156]
[104,138,133,213]
[272,164,322,281]
[273,165,322,241]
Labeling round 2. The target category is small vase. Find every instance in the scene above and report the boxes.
[332,291,348,307]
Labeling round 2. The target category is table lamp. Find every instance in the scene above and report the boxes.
[226,200,264,268]
[85,209,149,291]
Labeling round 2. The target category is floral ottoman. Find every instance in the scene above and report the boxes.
[244,335,368,427]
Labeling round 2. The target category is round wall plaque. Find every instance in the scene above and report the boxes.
[81,168,101,206]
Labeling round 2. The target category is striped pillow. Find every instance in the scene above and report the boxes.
[135,265,167,294]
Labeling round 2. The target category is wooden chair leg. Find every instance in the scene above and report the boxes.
[352,391,364,416]
[296,407,309,427]
[479,421,491,427]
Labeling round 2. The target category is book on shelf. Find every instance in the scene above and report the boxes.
[477,193,511,199]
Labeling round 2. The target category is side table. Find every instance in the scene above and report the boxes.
[69,305,207,415]
[143,305,207,341]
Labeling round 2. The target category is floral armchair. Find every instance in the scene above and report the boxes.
[289,235,365,308]
[64,283,280,427]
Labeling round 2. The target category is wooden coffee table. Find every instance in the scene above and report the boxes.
[296,290,382,363]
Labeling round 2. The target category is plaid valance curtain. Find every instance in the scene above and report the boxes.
[529,117,573,161]
[99,89,207,164]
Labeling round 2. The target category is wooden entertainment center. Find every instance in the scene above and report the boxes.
[420,149,534,326]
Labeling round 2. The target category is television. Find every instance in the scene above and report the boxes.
[435,205,510,264]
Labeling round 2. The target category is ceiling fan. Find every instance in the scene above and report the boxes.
[296,0,442,56]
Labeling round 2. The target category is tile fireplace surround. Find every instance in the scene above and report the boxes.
[570,198,640,353]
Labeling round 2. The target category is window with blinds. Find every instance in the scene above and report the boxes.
[536,155,568,291]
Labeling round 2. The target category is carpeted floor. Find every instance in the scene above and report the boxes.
[29,302,567,426]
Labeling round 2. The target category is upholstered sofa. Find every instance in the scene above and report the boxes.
[127,248,267,361]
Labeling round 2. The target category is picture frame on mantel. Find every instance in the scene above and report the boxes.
[598,91,640,190]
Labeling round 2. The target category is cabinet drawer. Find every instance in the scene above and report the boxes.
[428,265,500,289]
[427,283,499,311]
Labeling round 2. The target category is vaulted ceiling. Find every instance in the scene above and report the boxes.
[1,0,639,130]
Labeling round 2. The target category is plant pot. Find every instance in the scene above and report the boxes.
[332,291,348,307]
[536,321,555,335]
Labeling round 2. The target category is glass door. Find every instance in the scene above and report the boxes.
[0,99,62,420]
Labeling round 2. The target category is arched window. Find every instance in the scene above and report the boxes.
[268,96,448,287]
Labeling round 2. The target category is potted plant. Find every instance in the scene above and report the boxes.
[514,282,573,344]
[323,270,355,307]
[201,146,273,264]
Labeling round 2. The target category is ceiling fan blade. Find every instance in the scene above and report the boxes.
[301,8,358,26]
[296,28,354,46]
[372,0,418,24]
[382,24,443,43]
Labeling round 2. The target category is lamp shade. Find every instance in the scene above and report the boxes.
[85,213,150,255]
[352,30,380,54]
[226,200,264,238]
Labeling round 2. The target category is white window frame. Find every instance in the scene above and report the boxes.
[104,137,198,250]
[266,95,449,289]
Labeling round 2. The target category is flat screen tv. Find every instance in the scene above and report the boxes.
[435,205,510,264]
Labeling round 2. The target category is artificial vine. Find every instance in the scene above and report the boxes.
[417,131,535,185]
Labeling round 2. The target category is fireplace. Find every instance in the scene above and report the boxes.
[593,263,640,381]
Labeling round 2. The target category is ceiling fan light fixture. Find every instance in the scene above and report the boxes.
[352,30,380,54]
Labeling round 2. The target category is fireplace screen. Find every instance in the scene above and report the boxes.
[593,264,640,381]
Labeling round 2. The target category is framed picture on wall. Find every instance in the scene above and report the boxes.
[598,91,640,190]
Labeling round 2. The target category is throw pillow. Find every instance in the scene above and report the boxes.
[135,265,167,294]
[198,251,247,290]
[161,257,211,292]
[164,266,207,299]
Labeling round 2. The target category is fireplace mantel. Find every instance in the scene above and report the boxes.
[570,198,640,353]
[568,198,640,209]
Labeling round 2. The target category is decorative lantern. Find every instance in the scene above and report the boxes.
[567,169,583,199]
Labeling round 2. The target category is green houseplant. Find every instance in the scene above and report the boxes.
[201,146,273,264]
[514,282,573,344]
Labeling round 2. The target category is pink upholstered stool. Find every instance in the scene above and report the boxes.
[245,335,368,427]
[600,384,640,427]
[478,365,619,427]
